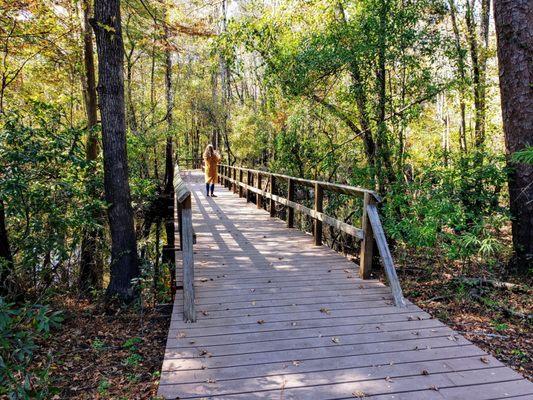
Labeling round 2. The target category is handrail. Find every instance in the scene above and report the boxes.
[217,164,405,307]
[173,165,196,322]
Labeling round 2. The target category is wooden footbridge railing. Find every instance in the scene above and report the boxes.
[165,166,196,322]
[218,164,406,307]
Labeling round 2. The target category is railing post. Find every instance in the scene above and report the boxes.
[182,194,196,322]
[239,169,244,197]
[287,178,294,228]
[247,171,253,202]
[359,192,375,279]
[314,183,323,246]
[256,172,262,209]
[233,167,239,193]
[269,175,276,217]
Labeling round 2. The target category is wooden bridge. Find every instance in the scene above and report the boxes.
[157,168,532,400]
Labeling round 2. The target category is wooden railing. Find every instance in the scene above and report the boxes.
[172,166,196,322]
[218,164,406,307]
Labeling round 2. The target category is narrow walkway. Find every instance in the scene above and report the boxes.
[158,171,532,399]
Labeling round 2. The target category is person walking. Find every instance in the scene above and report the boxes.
[203,144,221,197]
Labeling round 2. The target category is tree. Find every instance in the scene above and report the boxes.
[79,0,104,294]
[494,0,533,272]
[92,0,140,299]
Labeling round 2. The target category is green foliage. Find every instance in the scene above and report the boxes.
[0,297,63,399]
[382,151,508,262]
[0,103,105,297]
[512,147,533,164]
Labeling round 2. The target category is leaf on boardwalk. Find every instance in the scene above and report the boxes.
[331,337,340,344]
[250,288,255,293]
[201,310,209,316]
[352,391,367,398]
[385,376,393,382]
[429,385,439,391]
[292,360,301,366]
[251,301,256,306]
[344,269,351,273]
[206,378,216,383]
[199,349,212,357]
[199,277,208,282]
[480,356,490,364]
[447,335,458,341]
[189,340,195,344]
[257,319,265,324]
[421,369,430,375]
[177,331,187,338]
[320,308,331,315]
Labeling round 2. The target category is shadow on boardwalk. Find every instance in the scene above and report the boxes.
[158,171,533,399]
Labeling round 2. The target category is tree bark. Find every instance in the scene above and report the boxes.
[91,0,139,299]
[79,0,103,294]
[494,0,533,271]
[448,0,468,152]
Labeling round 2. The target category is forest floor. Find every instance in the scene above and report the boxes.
[36,297,170,399]
[395,250,532,381]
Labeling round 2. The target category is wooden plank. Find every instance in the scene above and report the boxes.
[169,305,423,330]
[181,195,195,322]
[160,345,486,385]
[367,204,406,307]
[159,356,502,397]
[168,318,444,347]
[162,335,472,371]
[166,325,455,355]
[160,367,522,399]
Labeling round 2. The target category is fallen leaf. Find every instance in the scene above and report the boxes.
[331,337,340,344]
[320,308,331,315]
[206,378,216,383]
[429,385,439,391]
[257,320,265,324]
[292,360,301,366]
[421,370,430,376]
[352,391,367,398]
[201,310,209,316]
[480,357,490,364]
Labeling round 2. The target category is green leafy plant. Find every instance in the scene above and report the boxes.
[0,297,63,399]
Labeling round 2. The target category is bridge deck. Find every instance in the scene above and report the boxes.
[158,171,532,400]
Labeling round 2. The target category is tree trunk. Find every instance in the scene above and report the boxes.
[494,0,533,271]
[448,0,468,152]
[465,0,487,152]
[92,0,139,300]
[0,199,14,297]
[162,16,175,268]
[79,0,103,294]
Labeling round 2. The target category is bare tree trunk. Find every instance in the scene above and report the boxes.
[465,0,487,152]
[92,0,139,300]
[79,0,103,294]
[494,0,533,272]
[162,16,175,267]
[0,199,14,297]
[375,0,395,193]
[448,0,468,152]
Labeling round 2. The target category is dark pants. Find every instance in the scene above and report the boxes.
[206,183,214,195]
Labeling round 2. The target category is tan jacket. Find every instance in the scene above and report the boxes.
[204,152,220,184]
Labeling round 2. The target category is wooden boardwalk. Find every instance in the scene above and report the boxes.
[158,171,532,400]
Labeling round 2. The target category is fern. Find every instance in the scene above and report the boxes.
[512,146,533,164]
